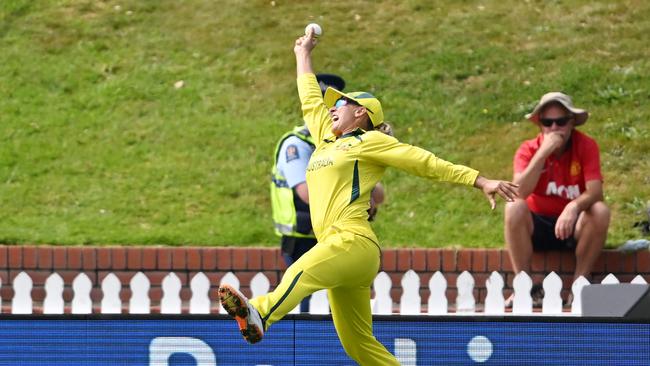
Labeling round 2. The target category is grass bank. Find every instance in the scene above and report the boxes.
[1,0,648,247]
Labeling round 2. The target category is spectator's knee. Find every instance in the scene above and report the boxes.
[505,199,529,226]
[586,201,611,228]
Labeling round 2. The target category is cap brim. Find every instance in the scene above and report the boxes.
[324,87,348,108]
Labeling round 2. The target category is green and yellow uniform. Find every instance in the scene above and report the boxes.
[251,73,479,365]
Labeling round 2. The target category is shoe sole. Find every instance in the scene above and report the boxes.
[218,284,263,344]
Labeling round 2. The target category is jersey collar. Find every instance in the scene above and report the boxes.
[324,128,366,143]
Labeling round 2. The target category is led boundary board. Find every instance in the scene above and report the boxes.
[0,314,648,365]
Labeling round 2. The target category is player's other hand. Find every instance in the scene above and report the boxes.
[474,176,519,210]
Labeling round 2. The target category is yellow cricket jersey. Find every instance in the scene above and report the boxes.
[298,73,479,244]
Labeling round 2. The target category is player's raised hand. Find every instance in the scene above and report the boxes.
[294,27,317,55]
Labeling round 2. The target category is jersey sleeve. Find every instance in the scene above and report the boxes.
[513,141,534,174]
[297,73,333,146]
[277,137,313,188]
[580,136,603,182]
[363,132,478,186]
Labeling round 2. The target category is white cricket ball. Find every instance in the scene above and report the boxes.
[305,23,322,37]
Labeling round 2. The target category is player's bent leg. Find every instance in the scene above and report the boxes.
[329,286,400,366]
[218,284,264,344]
[251,232,367,328]
[248,261,315,328]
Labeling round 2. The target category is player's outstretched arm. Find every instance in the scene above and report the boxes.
[474,176,519,210]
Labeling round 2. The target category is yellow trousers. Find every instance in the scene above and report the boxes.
[250,230,400,365]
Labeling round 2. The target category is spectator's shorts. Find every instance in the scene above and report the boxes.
[531,212,577,251]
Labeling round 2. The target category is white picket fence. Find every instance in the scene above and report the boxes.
[2,270,647,315]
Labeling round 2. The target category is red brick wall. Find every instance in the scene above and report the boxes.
[1,245,648,312]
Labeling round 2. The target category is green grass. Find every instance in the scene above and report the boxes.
[1,0,648,248]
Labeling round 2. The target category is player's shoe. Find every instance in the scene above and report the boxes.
[218,284,264,344]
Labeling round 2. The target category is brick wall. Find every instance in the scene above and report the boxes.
[1,245,648,312]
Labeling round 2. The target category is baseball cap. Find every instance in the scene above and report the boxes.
[525,92,589,126]
[323,88,384,127]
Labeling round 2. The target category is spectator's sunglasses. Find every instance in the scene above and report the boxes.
[539,115,573,127]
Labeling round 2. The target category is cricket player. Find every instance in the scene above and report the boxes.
[219,28,519,365]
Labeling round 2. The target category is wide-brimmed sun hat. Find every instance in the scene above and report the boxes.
[323,88,384,127]
[526,92,589,126]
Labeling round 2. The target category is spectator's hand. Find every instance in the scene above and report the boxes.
[556,201,579,240]
[539,132,565,156]
[475,177,519,210]
[294,27,317,55]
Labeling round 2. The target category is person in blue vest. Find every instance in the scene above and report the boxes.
[270,74,386,312]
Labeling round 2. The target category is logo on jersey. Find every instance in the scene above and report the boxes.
[335,142,354,151]
[307,157,334,172]
[570,161,581,176]
[545,182,580,199]
[285,144,299,162]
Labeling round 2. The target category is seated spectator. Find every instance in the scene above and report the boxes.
[504,92,610,306]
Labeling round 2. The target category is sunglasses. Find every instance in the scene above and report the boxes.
[539,115,572,127]
[334,97,360,109]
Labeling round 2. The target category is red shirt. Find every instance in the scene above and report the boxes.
[514,130,603,217]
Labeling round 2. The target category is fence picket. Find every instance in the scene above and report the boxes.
[571,276,590,315]
[309,289,330,314]
[400,270,421,315]
[12,272,32,314]
[161,273,182,314]
[129,272,150,314]
[512,271,533,314]
[542,272,563,315]
[484,271,504,315]
[631,275,648,284]
[218,272,239,314]
[372,271,393,315]
[189,272,211,314]
[72,273,93,314]
[456,271,475,314]
[43,273,64,314]
[428,271,447,315]
[101,273,122,314]
[250,273,270,298]
[601,273,619,284]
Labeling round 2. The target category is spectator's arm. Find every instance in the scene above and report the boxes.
[515,133,563,197]
[573,179,604,211]
[555,179,604,240]
[294,182,309,204]
[513,161,544,198]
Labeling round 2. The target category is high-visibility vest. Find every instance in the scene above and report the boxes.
[270,126,316,238]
